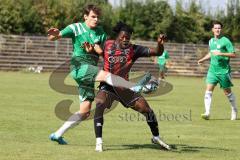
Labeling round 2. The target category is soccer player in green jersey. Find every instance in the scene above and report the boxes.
[47,4,154,144]
[156,50,170,80]
[198,20,238,120]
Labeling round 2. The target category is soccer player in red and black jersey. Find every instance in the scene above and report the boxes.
[94,22,171,152]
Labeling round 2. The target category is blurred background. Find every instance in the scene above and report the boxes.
[0,0,239,77]
[0,0,240,43]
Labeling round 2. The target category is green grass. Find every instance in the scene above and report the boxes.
[0,71,239,160]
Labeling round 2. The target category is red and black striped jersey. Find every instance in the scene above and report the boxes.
[103,40,151,80]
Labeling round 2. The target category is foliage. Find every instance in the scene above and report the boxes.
[0,0,239,43]
[116,0,173,40]
[0,0,23,34]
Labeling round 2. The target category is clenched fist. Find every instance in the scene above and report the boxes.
[158,34,168,44]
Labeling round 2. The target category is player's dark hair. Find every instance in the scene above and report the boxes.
[212,20,223,28]
[83,4,101,16]
[112,21,134,34]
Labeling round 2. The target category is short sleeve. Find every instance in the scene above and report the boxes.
[100,32,107,48]
[60,25,75,38]
[225,39,235,53]
[165,51,170,59]
[133,44,151,58]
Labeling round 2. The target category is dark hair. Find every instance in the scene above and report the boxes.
[83,4,101,16]
[112,21,134,34]
[212,20,223,28]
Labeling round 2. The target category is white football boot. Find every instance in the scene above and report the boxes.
[151,136,171,150]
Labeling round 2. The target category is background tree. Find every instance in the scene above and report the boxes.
[168,0,208,43]
[218,0,240,42]
[0,0,239,43]
[0,0,23,34]
[20,0,44,34]
[116,0,173,40]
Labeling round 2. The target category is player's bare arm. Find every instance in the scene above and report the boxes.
[212,51,237,58]
[149,34,167,56]
[47,28,62,41]
[156,34,166,55]
[165,60,172,68]
[198,53,211,65]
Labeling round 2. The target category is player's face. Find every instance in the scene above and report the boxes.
[117,31,131,49]
[84,10,99,29]
[212,24,222,37]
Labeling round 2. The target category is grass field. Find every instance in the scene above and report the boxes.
[0,71,239,160]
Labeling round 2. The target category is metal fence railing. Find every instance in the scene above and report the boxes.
[0,34,240,77]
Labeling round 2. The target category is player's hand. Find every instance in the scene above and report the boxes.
[158,34,167,44]
[47,28,60,36]
[166,62,172,68]
[198,60,203,65]
[82,42,94,53]
[93,44,103,55]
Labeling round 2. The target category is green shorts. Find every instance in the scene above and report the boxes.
[159,64,167,72]
[206,72,233,89]
[70,64,99,102]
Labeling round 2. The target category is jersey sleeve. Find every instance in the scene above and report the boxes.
[94,26,107,49]
[225,38,235,53]
[165,51,170,59]
[60,25,75,38]
[208,39,213,51]
[99,32,107,49]
[133,44,151,58]
[157,56,161,64]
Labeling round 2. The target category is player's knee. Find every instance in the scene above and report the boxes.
[96,100,108,108]
[137,106,152,115]
[224,88,232,95]
[96,70,110,81]
[94,102,106,118]
[95,92,108,105]
[79,111,91,120]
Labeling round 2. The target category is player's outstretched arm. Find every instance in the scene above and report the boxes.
[149,34,167,56]
[47,28,62,41]
[157,34,167,55]
[198,53,211,65]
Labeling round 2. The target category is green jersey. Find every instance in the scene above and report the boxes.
[208,36,235,74]
[60,22,107,66]
[157,50,169,66]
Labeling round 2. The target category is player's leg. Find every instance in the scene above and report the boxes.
[50,66,95,144]
[201,72,217,120]
[95,70,151,92]
[130,97,170,150]
[72,63,151,92]
[220,74,237,120]
[224,88,238,120]
[50,100,92,144]
[158,64,166,81]
[159,71,164,80]
[131,97,159,136]
[201,84,215,119]
[94,90,116,152]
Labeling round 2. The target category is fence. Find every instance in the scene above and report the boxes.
[0,34,239,77]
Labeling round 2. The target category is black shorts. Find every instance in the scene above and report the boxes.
[96,82,141,108]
